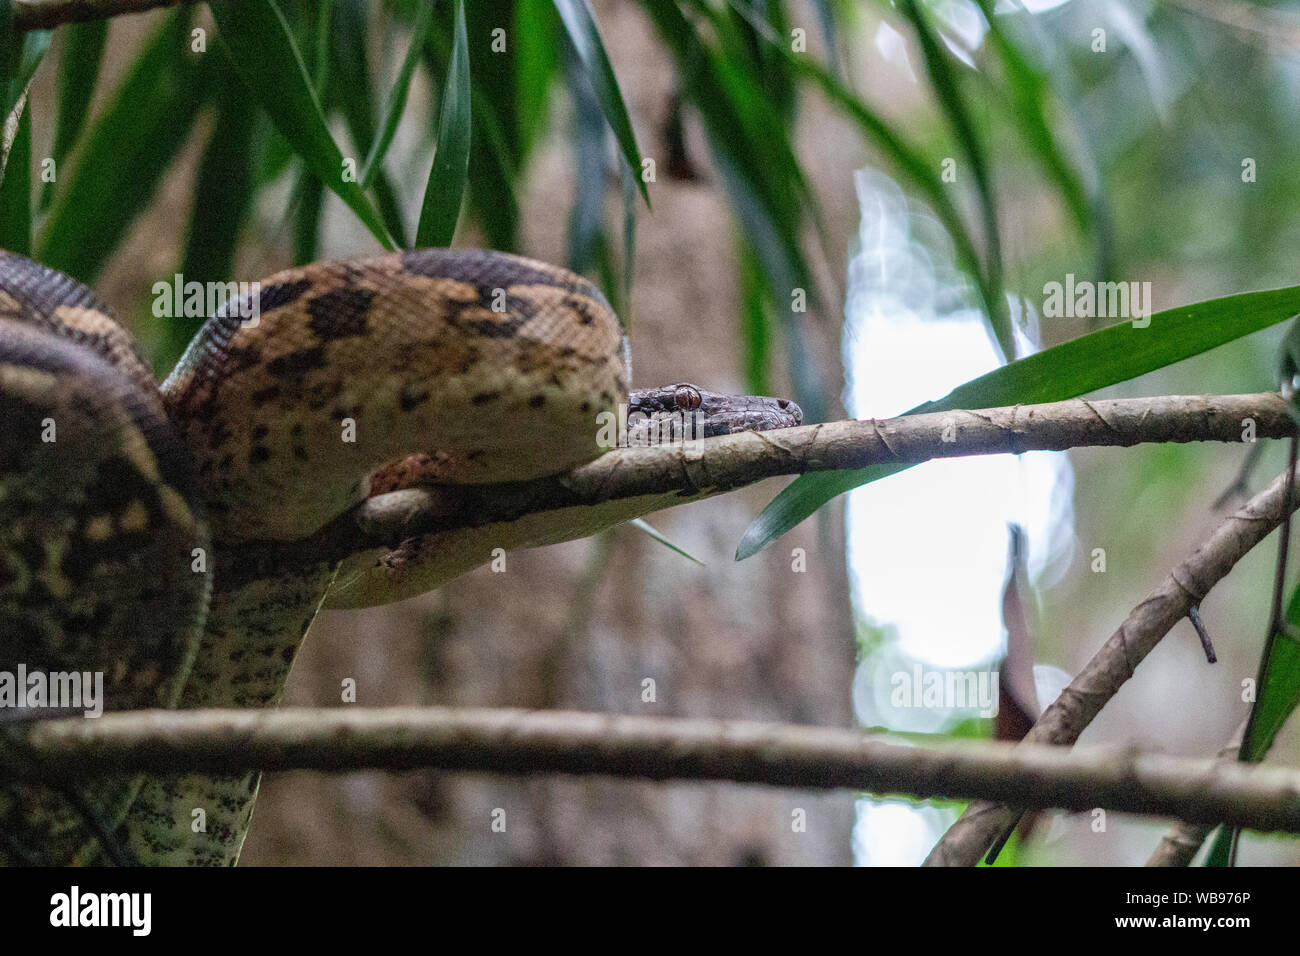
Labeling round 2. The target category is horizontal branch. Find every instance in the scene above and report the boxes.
[349,391,1290,545]
[11,0,202,31]
[226,392,1291,601]
[5,707,1300,833]
[926,464,1300,865]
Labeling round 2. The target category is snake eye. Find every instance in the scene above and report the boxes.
[674,384,702,411]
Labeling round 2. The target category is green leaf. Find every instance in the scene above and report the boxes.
[808,0,842,77]
[422,2,523,251]
[1203,826,1231,867]
[620,163,636,314]
[328,0,408,248]
[464,99,520,250]
[516,0,560,164]
[416,0,471,248]
[1243,584,1300,760]
[738,285,1300,558]
[9,27,49,109]
[897,0,1010,360]
[554,0,649,205]
[565,48,607,274]
[293,171,325,266]
[0,0,13,122]
[716,0,1001,364]
[740,242,771,397]
[1203,576,1300,866]
[209,0,395,250]
[255,119,295,187]
[3,24,50,174]
[42,20,107,211]
[161,69,257,369]
[0,96,30,253]
[976,2,1093,241]
[648,1,829,418]
[38,10,205,282]
[630,518,705,566]
[360,0,432,190]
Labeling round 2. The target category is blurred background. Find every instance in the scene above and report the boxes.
[6,0,1300,864]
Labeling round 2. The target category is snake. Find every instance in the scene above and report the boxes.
[0,247,801,866]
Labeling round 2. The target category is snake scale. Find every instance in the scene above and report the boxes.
[0,247,801,865]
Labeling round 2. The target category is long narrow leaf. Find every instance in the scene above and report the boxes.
[1242,582,1300,760]
[977,2,1093,240]
[718,0,1001,352]
[12,28,48,102]
[2,25,49,173]
[739,243,771,397]
[38,10,205,282]
[0,0,13,124]
[565,48,607,274]
[620,162,636,316]
[0,97,30,253]
[516,0,560,164]
[328,0,408,248]
[1203,579,1300,865]
[738,287,1300,558]
[554,0,649,205]
[209,0,395,249]
[648,0,828,418]
[360,0,433,190]
[162,69,257,368]
[42,20,106,211]
[898,0,1010,359]
[630,518,705,566]
[416,0,470,248]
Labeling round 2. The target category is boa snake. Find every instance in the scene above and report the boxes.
[0,247,801,866]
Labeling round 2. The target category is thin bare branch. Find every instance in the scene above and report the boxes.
[5,707,1300,833]
[925,466,1300,866]
[311,393,1290,561]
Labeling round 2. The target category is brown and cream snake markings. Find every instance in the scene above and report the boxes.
[0,248,801,865]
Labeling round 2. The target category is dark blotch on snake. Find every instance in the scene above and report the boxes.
[399,387,429,412]
[267,346,327,379]
[61,456,172,585]
[565,295,600,326]
[306,286,375,341]
[448,307,528,339]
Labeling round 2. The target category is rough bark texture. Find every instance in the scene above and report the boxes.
[18,709,1300,838]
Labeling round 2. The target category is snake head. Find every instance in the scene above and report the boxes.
[627,383,802,439]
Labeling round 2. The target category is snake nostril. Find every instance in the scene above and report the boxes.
[778,399,789,408]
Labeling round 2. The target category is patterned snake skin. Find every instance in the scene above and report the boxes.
[0,247,801,865]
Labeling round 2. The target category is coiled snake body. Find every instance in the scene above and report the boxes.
[0,248,800,865]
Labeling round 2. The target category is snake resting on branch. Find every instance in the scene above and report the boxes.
[0,247,801,866]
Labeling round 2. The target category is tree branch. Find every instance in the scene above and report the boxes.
[925,465,1300,866]
[5,706,1300,833]
[224,392,1288,603]
[327,392,1291,554]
